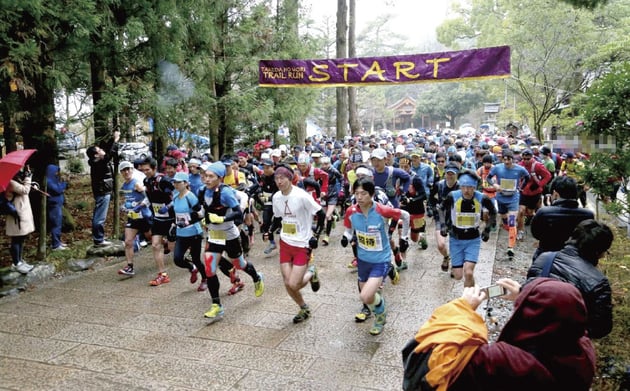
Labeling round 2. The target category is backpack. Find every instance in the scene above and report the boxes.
[0,192,18,219]
[401,338,434,391]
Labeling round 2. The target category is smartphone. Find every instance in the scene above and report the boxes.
[482,284,507,299]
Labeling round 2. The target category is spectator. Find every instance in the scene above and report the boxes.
[46,164,68,251]
[527,219,613,339]
[410,278,596,391]
[85,130,120,246]
[530,176,594,260]
[6,168,36,274]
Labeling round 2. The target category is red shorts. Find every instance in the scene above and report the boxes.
[279,240,310,266]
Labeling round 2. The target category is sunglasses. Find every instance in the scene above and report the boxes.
[523,157,532,160]
[436,160,445,163]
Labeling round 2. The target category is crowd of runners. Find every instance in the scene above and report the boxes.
[112,127,593,334]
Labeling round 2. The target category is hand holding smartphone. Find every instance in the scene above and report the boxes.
[482,284,507,299]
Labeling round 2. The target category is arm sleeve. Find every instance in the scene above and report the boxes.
[481,195,497,227]
[586,280,613,339]
[223,206,243,226]
[440,194,454,228]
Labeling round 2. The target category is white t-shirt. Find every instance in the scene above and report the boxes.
[272,185,322,248]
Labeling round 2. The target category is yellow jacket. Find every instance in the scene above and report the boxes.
[414,298,488,391]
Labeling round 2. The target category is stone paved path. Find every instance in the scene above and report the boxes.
[0,221,500,390]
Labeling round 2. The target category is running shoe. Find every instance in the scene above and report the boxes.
[389,265,400,285]
[322,235,329,246]
[149,272,170,286]
[369,299,387,335]
[355,306,372,323]
[12,260,34,274]
[190,265,198,284]
[347,258,358,272]
[441,255,450,272]
[292,306,311,324]
[118,264,135,276]
[309,265,320,292]
[507,248,515,258]
[203,303,224,319]
[254,273,265,297]
[517,230,525,241]
[197,279,208,292]
[419,237,428,250]
[263,242,277,255]
[228,278,245,295]
[397,261,408,271]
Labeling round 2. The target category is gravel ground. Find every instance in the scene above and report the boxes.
[486,224,536,342]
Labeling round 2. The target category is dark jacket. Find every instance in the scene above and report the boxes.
[88,140,118,197]
[526,245,613,339]
[530,198,593,256]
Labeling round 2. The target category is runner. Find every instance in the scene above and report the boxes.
[199,162,265,321]
[265,164,325,324]
[341,177,410,335]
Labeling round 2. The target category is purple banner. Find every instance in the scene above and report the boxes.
[259,46,510,88]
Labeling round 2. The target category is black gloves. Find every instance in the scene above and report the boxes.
[440,227,448,237]
[340,236,349,248]
[399,238,409,253]
[168,225,177,241]
[309,236,319,249]
[481,229,490,242]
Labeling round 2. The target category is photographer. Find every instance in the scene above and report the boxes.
[408,278,596,390]
[6,167,35,274]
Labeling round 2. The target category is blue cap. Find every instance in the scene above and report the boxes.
[458,173,478,187]
[206,162,226,178]
[173,172,189,182]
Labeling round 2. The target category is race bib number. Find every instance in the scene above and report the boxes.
[127,211,142,220]
[282,222,298,236]
[455,212,478,229]
[175,212,190,227]
[500,178,517,191]
[153,203,169,217]
[356,230,383,251]
[208,229,227,245]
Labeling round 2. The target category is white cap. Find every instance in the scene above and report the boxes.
[118,161,133,172]
[370,148,387,160]
[271,149,281,157]
[395,145,405,154]
[279,144,287,152]
[260,152,270,160]
[355,167,373,177]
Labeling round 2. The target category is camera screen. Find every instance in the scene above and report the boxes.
[485,285,506,298]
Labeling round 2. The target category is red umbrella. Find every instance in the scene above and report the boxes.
[0,149,37,192]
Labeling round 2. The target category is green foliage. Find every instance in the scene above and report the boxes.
[436,0,629,140]
[413,82,484,128]
[579,62,630,147]
[592,228,630,390]
[580,151,629,226]
[65,156,84,174]
[559,0,609,9]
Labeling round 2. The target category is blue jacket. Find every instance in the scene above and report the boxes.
[46,164,67,206]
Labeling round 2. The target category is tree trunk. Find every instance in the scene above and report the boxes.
[20,67,56,261]
[347,0,360,136]
[336,0,348,140]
